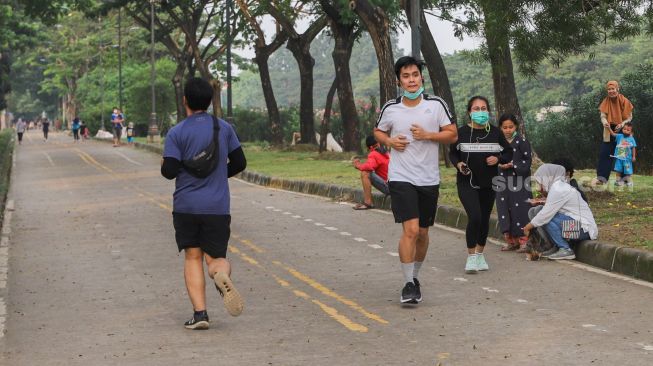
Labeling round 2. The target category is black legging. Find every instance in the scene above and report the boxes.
[457,181,496,249]
[73,129,79,140]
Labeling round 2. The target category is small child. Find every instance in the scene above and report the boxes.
[610,122,637,186]
[126,122,135,144]
[496,113,533,252]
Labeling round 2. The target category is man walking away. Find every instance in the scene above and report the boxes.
[161,77,247,329]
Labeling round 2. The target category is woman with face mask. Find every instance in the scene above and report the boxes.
[449,96,513,274]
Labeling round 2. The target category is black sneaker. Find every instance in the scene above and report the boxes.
[184,311,209,330]
[413,278,422,303]
[401,282,418,304]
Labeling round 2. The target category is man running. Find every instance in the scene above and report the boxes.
[161,77,247,329]
[374,56,457,304]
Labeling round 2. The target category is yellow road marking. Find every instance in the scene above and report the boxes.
[230,246,368,332]
[237,238,265,253]
[72,148,376,333]
[293,290,310,299]
[274,261,388,325]
[312,299,368,333]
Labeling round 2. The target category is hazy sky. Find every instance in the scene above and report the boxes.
[396,14,481,55]
[235,13,481,61]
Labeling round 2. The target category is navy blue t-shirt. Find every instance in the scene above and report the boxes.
[163,112,241,215]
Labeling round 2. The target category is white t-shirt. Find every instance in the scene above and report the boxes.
[376,94,453,186]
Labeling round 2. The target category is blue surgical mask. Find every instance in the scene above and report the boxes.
[403,86,424,100]
[470,111,490,125]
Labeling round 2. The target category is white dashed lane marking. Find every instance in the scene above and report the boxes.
[324,227,338,231]
[482,287,499,293]
[314,223,325,226]
[340,232,351,236]
[292,215,301,219]
[353,237,367,242]
[367,244,383,249]
[387,252,399,257]
[453,277,468,282]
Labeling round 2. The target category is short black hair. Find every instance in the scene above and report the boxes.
[623,122,633,128]
[552,157,575,178]
[365,135,378,148]
[498,113,519,127]
[466,95,491,113]
[394,56,423,79]
[184,77,214,111]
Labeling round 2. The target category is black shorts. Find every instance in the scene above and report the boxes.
[389,181,439,227]
[172,213,231,258]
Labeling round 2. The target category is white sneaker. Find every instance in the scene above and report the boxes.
[476,253,489,271]
[465,255,478,274]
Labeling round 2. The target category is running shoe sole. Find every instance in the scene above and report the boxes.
[214,272,244,316]
[185,320,209,330]
[400,297,418,304]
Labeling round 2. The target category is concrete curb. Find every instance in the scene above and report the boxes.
[95,138,653,284]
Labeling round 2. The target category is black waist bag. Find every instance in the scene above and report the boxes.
[182,116,220,178]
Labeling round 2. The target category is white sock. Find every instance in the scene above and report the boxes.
[413,261,423,279]
[401,262,415,284]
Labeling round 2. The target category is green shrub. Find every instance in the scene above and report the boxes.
[0,129,14,224]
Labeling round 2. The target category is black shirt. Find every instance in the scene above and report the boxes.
[449,124,512,188]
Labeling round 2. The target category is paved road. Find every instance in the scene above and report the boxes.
[1,129,653,365]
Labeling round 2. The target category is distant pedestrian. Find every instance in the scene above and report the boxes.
[42,118,50,141]
[126,122,135,144]
[111,107,125,147]
[374,56,457,304]
[161,77,247,329]
[595,80,633,184]
[71,117,81,142]
[495,113,532,252]
[80,120,88,140]
[16,119,27,145]
[449,96,512,274]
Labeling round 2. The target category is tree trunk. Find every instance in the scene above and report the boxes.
[172,62,186,122]
[350,0,396,103]
[331,25,359,151]
[482,4,523,122]
[319,79,338,153]
[255,50,284,145]
[402,0,456,167]
[286,37,317,144]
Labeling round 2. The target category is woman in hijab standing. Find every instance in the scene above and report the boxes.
[595,80,633,184]
[523,164,598,260]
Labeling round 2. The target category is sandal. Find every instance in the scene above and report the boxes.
[353,203,374,210]
[516,244,529,253]
[501,243,520,251]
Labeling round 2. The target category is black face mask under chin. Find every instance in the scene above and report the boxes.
[375,146,388,154]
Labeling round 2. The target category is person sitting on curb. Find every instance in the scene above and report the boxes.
[522,164,598,260]
[352,135,390,210]
[552,157,588,203]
